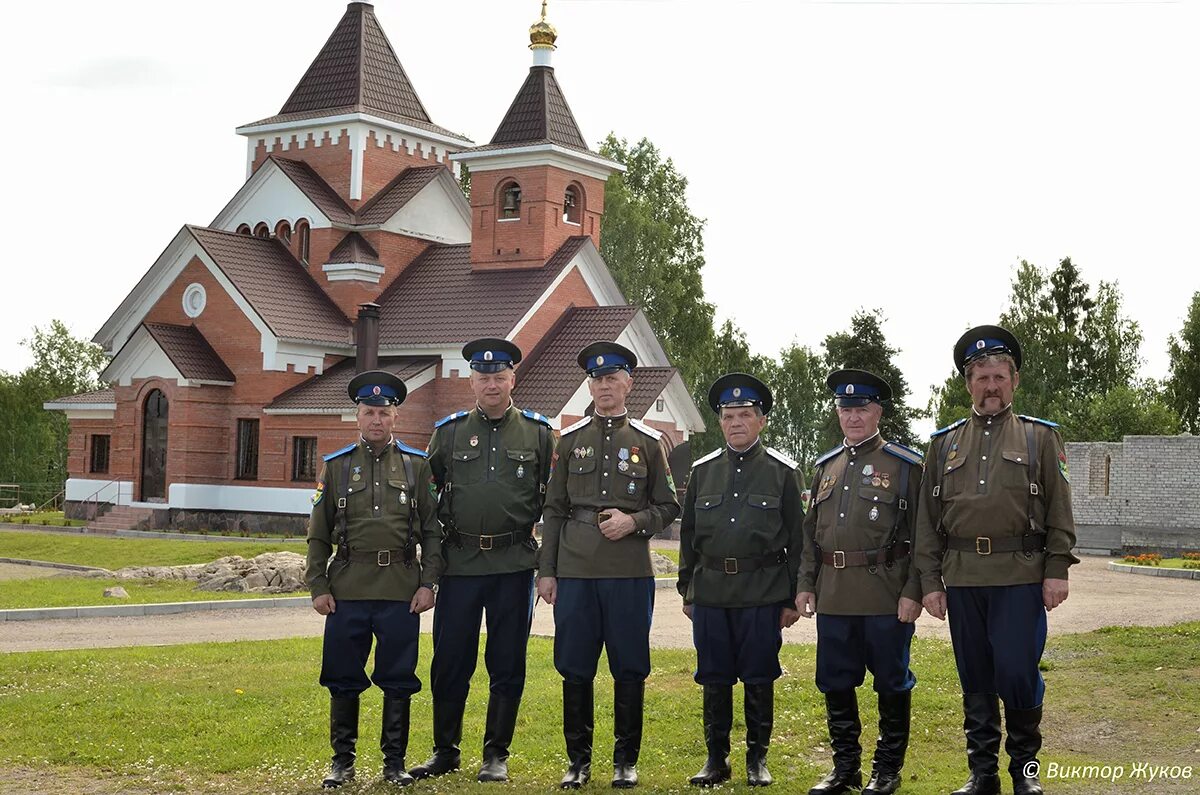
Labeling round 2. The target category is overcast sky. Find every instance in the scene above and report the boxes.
[3,0,1196,424]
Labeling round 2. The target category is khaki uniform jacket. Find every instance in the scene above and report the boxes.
[305,438,444,600]
[427,404,556,576]
[797,434,923,616]
[913,407,1079,592]
[677,441,807,609]
[540,413,681,579]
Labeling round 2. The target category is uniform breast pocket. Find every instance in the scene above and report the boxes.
[568,457,598,497]
[387,478,413,510]
[506,449,535,481]
[813,482,836,507]
[940,455,968,496]
[450,448,484,485]
[618,463,648,501]
[697,493,724,511]
[856,486,896,526]
[999,450,1031,491]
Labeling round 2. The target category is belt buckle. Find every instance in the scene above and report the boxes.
[480,535,493,551]
[377,549,391,566]
[724,557,739,575]
[833,550,846,569]
[975,536,992,556]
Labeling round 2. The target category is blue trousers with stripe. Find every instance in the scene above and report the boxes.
[553,577,654,683]
[320,599,421,698]
[692,604,783,686]
[815,614,917,694]
[946,583,1047,708]
[429,571,535,703]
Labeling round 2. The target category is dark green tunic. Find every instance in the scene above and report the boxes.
[427,404,556,576]
[540,413,681,579]
[304,437,444,601]
[677,441,807,609]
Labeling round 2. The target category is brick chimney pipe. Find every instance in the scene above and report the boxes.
[355,303,380,373]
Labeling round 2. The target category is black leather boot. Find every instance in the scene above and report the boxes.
[689,685,733,787]
[381,696,415,787]
[950,694,1001,795]
[477,694,520,782]
[1005,704,1044,795]
[408,699,463,779]
[321,696,358,788]
[865,690,911,795]
[808,690,863,794]
[560,680,593,789]
[612,680,644,788]
[745,682,775,786]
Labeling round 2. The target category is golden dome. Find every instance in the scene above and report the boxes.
[529,0,557,50]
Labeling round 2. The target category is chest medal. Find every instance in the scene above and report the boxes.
[862,464,874,477]
[618,460,630,473]
[627,480,637,494]
[399,490,408,505]
[619,447,630,460]
[516,464,525,479]
[869,506,879,522]
[470,435,479,447]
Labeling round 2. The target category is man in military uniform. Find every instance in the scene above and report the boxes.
[677,373,806,788]
[410,338,555,784]
[537,341,681,789]
[796,369,924,795]
[914,326,1077,795]
[305,370,444,789]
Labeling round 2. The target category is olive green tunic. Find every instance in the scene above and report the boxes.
[676,441,807,609]
[427,404,556,576]
[539,413,681,579]
[305,437,444,600]
[913,407,1079,593]
[797,434,923,616]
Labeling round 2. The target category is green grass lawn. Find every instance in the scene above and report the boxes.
[0,576,304,609]
[1117,557,1200,570]
[1,624,1196,794]
[0,511,86,527]
[0,530,297,570]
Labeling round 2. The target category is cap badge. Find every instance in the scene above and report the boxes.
[596,355,605,366]
[372,386,382,396]
[976,340,986,350]
[846,384,855,395]
[484,351,493,361]
[732,387,742,398]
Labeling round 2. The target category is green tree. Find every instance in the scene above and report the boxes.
[821,309,924,450]
[1165,291,1200,434]
[685,320,777,456]
[1069,383,1180,441]
[769,342,827,470]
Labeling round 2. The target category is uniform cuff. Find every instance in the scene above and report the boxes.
[901,580,922,603]
[309,583,331,599]
[920,576,945,595]
[1044,560,1071,580]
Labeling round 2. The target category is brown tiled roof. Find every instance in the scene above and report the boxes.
[188,227,351,345]
[485,66,590,153]
[626,367,678,418]
[327,232,380,265]
[267,355,438,411]
[46,389,116,405]
[270,157,355,224]
[356,166,443,225]
[376,236,590,346]
[241,3,468,143]
[143,323,236,382]
[511,305,638,416]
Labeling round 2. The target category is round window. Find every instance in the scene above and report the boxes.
[182,283,207,318]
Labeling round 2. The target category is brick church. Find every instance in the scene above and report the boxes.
[48,1,705,532]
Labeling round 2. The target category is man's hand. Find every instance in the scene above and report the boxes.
[897,597,923,624]
[1043,578,1069,610]
[410,586,435,614]
[780,606,801,629]
[796,592,817,619]
[599,509,637,541]
[312,594,336,615]
[682,603,694,620]
[537,576,558,605]
[922,591,947,621]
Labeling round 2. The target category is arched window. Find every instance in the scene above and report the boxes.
[253,222,270,239]
[499,181,521,220]
[563,184,582,224]
[236,224,251,235]
[296,219,311,264]
[275,220,292,244]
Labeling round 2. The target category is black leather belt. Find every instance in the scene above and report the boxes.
[346,549,408,566]
[945,533,1047,555]
[700,551,787,575]
[819,542,910,569]
[570,507,608,525]
[456,530,520,550]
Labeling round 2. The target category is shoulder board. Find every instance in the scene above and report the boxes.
[813,444,844,468]
[766,447,799,470]
[691,448,724,469]
[883,442,924,466]
[433,410,469,429]
[323,443,357,462]
[628,418,663,440]
[1018,414,1060,429]
[931,418,967,438]
[393,440,429,458]
[520,408,553,427]
[560,415,592,436]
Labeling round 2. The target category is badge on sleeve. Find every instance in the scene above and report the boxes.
[801,490,811,513]
[312,481,325,506]
[1058,452,1070,482]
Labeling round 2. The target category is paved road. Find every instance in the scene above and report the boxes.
[2,557,1197,654]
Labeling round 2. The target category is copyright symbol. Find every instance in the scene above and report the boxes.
[1023,760,1041,778]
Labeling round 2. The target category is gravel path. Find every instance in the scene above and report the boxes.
[2,557,1198,654]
